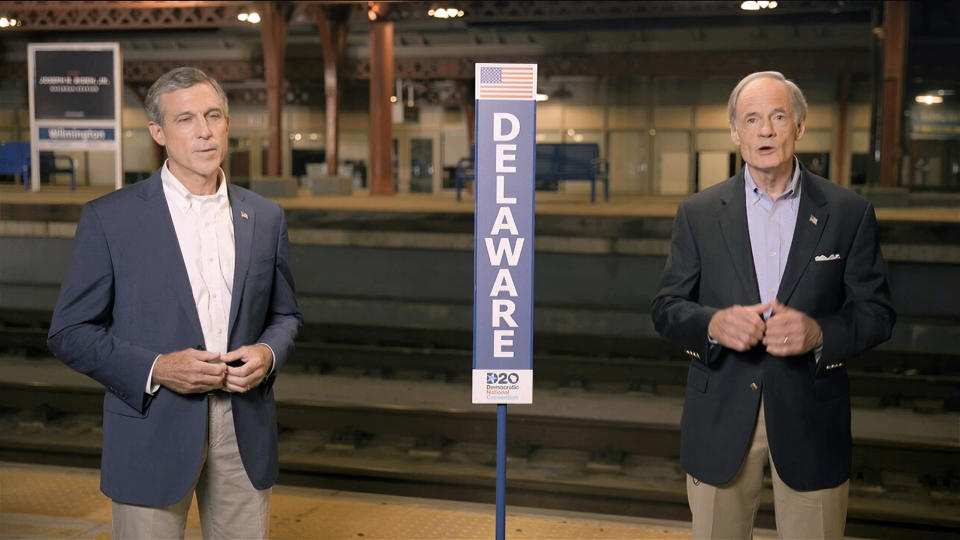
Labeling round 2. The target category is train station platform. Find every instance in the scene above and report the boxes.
[1,183,959,537]
[3,183,959,360]
[1,355,958,537]
[1,183,959,222]
[0,460,775,539]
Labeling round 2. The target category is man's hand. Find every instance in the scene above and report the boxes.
[152,348,226,394]
[707,302,769,352]
[222,344,273,393]
[763,300,823,357]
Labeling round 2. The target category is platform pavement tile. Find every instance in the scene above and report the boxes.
[269,486,696,539]
[0,461,715,539]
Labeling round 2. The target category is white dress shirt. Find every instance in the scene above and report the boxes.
[146,162,235,393]
[161,163,236,355]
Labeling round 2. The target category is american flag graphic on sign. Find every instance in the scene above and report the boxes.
[476,64,537,100]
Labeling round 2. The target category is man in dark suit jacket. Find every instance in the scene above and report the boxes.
[48,67,301,539]
[652,72,894,538]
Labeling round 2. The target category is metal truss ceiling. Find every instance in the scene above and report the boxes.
[0,1,318,30]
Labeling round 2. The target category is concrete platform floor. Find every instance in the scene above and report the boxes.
[0,461,775,540]
[2,184,958,222]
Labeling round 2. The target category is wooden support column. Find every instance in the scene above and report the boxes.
[368,3,394,195]
[131,83,166,170]
[316,5,351,177]
[879,0,908,187]
[835,73,852,185]
[456,80,476,150]
[260,1,287,178]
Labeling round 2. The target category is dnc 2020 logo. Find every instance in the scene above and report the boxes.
[486,372,520,384]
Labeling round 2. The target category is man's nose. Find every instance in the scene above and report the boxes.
[196,118,213,138]
[757,120,773,137]
[758,118,774,137]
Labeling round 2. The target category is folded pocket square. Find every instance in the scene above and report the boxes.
[814,253,841,262]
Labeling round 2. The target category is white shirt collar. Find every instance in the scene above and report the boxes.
[160,160,229,213]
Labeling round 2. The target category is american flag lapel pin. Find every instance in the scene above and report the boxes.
[240,211,249,220]
[809,214,818,226]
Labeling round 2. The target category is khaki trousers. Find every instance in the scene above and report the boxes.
[112,394,271,540]
[687,399,849,539]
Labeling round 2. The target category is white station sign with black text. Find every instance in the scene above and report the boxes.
[28,42,123,191]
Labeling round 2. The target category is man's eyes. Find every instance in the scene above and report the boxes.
[744,114,787,125]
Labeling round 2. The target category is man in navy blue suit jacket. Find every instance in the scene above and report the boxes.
[48,67,301,539]
[652,72,894,538]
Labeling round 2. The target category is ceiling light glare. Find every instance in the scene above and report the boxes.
[915,95,944,105]
[429,6,463,19]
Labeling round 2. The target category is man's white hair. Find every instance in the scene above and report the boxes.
[728,71,808,127]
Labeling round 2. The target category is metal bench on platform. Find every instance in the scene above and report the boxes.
[39,152,77,189]
[455,143,609,203]
[0,142,77,190]
[0,142,30,190]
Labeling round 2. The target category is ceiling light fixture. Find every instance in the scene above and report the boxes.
[237,11,261,24]
[915,95,944,105]
[428,7,464,19]
[741,1,778,11]
[0,16,21,28]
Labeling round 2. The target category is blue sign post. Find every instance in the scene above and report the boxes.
[472,63,537,540]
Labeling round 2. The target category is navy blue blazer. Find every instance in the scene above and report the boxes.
[651,165,895,491]
[48,171,302,506]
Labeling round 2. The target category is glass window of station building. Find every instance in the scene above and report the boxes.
[0,1,957,199]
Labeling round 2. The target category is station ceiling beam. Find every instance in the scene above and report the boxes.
[5,48,871,87]
[0,1,321,31]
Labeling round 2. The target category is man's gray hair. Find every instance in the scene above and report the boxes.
[727,71,807,127]
[145,67,229,125]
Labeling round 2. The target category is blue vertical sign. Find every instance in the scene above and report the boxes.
[472,62,537,540]
[473,63,536,405]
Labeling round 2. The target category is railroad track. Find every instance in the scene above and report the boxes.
[4,321,959,409]
[0,365,957,539]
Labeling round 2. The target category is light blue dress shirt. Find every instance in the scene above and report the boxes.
[744,157,801,320]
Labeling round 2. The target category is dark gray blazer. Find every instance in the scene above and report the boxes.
[651,164,895,490]
[48,171,302,506]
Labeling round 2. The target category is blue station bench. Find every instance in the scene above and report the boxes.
[0,142,77,190]
[456,143,609,203]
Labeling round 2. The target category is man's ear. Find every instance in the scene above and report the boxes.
[795,121,806,141]
[729,123,741,146]
[148,122,165,147]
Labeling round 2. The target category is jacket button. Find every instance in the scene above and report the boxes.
[750,382,759,391]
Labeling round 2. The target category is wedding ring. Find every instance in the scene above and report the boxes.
[783,336,790,344]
